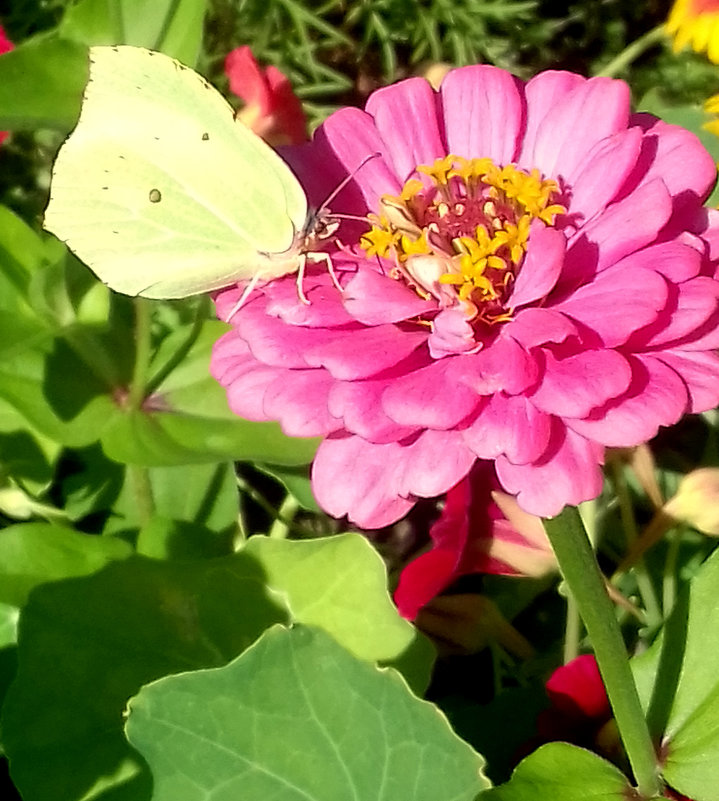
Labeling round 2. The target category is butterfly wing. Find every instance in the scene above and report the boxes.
[44,45,308,299]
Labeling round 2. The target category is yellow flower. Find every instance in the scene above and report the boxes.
[667,0,719,63]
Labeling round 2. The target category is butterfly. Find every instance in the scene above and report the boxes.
[44,45,341,312]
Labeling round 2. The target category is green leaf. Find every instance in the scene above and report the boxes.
[2,555,289,801]
[60,0,209,65]
[0,34,88,131]
[130,462,239,557]
[0,205,47,299]
[0,522,132,607]
[101,321,320,466]
[480,743,630,801]
[242,533,435,693]
[125,625,489,801]
[645,549,719,801]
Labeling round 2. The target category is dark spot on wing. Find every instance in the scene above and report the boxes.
[202,132,209,141]
[149,188,162,203]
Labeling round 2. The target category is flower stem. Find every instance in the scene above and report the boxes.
[593,25,666,78]
[544,506,661,798]
[128,297,153,411]
[610,461,662,629]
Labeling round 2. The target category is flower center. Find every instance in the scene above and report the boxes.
[360,156,565,323]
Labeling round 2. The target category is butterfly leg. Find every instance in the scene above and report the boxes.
[310,251,344,294]
[224,272,263,322]
[295,253,311,305]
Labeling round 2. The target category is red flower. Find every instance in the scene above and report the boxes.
[394,462,555,619]
[224,46,306,146]
[0,25,14,145]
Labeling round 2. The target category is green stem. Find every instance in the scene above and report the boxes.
[269,495,299,539]
[126,298,155,526]
[611,461,662,628]
[544,507,661,798]
[593,25,666,78]
[128,297,152,411]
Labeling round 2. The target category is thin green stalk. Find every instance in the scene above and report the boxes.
[544,507,661,798]
[593,25,666,78]
[563,593,581,664]
[128,297,153,411]
[611,461,662,628]
[268,495,299,539]
[126,298,155,525]
[662,526,682,614]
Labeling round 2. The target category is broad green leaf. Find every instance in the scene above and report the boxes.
[129,462,239,557]
[101,321,320,466]
[480,742,630,801]
[2,555,288,801]
[0,205,47,300]
[125,625,489,801]
[0,358,117,449]
[60,0,208,66]
[243,534,435,692]
[0,522,132,607]
[0,34,87,131]
[0,602,20,728]
[664,684,719,801]
[636,549,719,801]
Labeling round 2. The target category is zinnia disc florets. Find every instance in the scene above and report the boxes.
[361,157,565,325]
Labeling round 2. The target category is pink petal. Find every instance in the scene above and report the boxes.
[343,266,434,324]
[657,350,719,413]
[263,370,341,436]
[304,323,426,379]
[561,179,673,290]
[457,334,539,395]
[519,74,630,181]
[428,307,483,358]
[462,393,552,464]
[567,127,643,223]
[520,72,587,168]
[566,355,689,447]
[508,308,579,349]
[530,349,633,418]
[382,357,483,429]
[398,429,476,498]
[313,106,402,209]
[440,65,523,163]
[496,425,604,517]
[611,240,702,284]
[625,113,717,205]
[509,225,566,308]
[553,264,668,347]
[235,299,336,369]
[365,77,446,181]
[312,434,415,527]
[328,379,418,443]
[633,276,719,349]
[264,273,356,326]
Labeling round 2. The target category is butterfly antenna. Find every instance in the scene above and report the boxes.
[317,152,381,214]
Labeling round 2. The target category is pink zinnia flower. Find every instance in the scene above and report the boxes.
[394,461,555,619]
[0,25,14,146]
[225,46,307,146]
[211,66,719,528]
